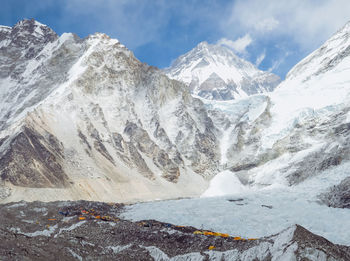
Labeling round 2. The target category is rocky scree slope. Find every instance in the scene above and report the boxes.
[1,201,349,261]
[164,41,281,100]
[0,19,221,202]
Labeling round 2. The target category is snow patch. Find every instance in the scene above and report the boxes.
[201,170,247,197]
[68,249,83,261]
[143,246,204,261]
[54,221,86,238]
[11,224,58,237]
[108,244,131,254]
[6,202,27,208]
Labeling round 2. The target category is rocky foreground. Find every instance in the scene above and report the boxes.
[0,201,349,260]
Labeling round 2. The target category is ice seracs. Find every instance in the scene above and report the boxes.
[205,20,350,198]
[164,41,280,100]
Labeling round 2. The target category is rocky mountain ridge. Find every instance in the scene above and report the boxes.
[0,19,219,202]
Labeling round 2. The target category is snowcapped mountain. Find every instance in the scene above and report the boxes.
[0,19,221,202]
[120,20,350,251]
[164,41,281,100]
[0,18,350,211]
[204,19,350,202]
[1,18,350,255]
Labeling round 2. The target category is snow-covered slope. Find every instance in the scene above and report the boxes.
[124,22,350,245]
[0,19,222,202]
[1,18,350,210]
[164,42,280,100]
[123,162,350,246]
[203,20,350,202]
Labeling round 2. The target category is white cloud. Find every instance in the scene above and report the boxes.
[217,34,252,54]
[267,50,292,72]
[255,51,266,67]
[224,0,350,50]
[255,18,279,32]
[268,59,283,72]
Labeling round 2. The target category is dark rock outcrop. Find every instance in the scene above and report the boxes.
[0,126,68,188]
[319,177,350,208]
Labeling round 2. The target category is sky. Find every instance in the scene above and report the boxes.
[1,0,350,78]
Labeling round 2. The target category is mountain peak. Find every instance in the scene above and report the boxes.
[284,18,350,84]
[165,41,280,100]
[335,19,350,35]
[196,41,209,49]
[0,25,11,32]
[15,18,47,27]
[191,41,240,61]
[13,18,52,35]
[9,18,58,45]
[87,32,121,45]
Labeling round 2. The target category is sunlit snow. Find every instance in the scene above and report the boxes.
[201,170,247,197]
[122,162,350,245]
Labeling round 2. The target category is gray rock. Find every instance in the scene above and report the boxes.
[319,177,350,208]
[1,201,349,261]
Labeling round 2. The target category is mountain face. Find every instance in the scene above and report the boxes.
[164,42,281,100]
[205,20,350,205]
[0,19,221,202]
